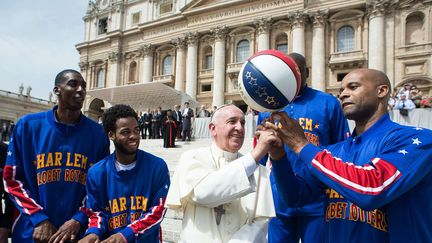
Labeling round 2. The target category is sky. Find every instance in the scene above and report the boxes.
[0,1,88,100]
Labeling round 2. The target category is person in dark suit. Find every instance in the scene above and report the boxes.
[173,105,183,139]
[152,107,163,139]
[181,102,194,141]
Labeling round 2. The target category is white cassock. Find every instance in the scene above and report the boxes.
[166,143,275,243]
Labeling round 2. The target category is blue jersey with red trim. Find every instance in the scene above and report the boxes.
[3,106,110,241]
[84,150,170,242]
[257,86,349,217]
[272,114,432,242]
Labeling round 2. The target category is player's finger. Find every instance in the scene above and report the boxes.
[264,121,278,131]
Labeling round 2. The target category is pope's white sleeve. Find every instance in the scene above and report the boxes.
[191,153,257,208]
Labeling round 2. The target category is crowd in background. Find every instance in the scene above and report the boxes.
[388,83,432,112]
[0,122,14,142]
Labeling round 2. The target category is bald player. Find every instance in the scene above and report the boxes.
[264,69,432,242]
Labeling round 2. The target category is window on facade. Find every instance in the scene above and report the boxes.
[275,34,288,54]
[336,26,355,52]
[160,0,173,14]
[132,12,140,25]
[236,40,250,63]
[162,55,172,75]
[204,55,213,69]
[201,84,212,92]
[97,69,105,88]
[203,46,213,69]
[98,18,108,35]
[406,13,424,45]
[129,61,137,82]
[337,73,348,82]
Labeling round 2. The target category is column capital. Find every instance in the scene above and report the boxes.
[171,37,187,50]
[367,0,395,19]
[108,51,123,63]
[254,17,272,34]
[111,2,124,13]
[79,61,89,71]
[139,44,155,57]
[211,26,229,41]
[185,32,199,45]
[310,9,328,28]
[288,10,308,28]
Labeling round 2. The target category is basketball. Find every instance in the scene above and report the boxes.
[238,50,302,112]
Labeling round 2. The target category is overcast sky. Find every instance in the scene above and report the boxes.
[0,1,88,100]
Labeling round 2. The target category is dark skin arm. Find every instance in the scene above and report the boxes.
[48,219,81,243]
[78,233,100,243]
[266,112,309,155]
[33,220,57,243]
[100,233,125,243]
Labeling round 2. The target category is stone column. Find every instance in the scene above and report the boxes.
[254,17,272,51]
[172,38,186,91]
[140,44,154,83]
[311,10,328,92]
[289,11,306,56]
[211,26,228,106]
[185,32,199,99]
[79,61,90,84]
[108,51,122,87]
[367,1,386,71]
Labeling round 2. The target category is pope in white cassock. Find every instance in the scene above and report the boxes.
[166,104,277,243]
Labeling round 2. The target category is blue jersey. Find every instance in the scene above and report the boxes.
[3,106,110,241]
[85,150,170,242]
[257,87,349,217]
[272,114,432,242]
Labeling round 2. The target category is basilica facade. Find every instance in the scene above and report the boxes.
[76,0,432,114]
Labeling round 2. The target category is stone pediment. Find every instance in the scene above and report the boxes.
[181,0,254,14]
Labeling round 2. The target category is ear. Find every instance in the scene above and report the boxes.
[377,84,389,99]
[108,130,116,141]
[53,87,60,96]
[209,123,217,137]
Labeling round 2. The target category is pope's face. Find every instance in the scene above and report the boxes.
[210,106,245,153]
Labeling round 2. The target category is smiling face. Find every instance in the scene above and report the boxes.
[209,105,245,153]
[54,72,86,111]
[109,117,140,156]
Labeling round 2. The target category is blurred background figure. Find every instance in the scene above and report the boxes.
[197,105,210,118]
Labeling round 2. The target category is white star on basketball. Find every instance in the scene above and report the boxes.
[165,184,169,189]
[7,151,12,156]
[412,138,421,145]
[245,71,252,79]
[398,149,408,155]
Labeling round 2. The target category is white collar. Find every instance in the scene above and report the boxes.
[115,160,136,171]
[210,143,238,162]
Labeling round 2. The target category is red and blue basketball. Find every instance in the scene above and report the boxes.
[238,50,302,112]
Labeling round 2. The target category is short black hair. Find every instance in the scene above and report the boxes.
[54,69,81,86]
[102,104,138,134]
